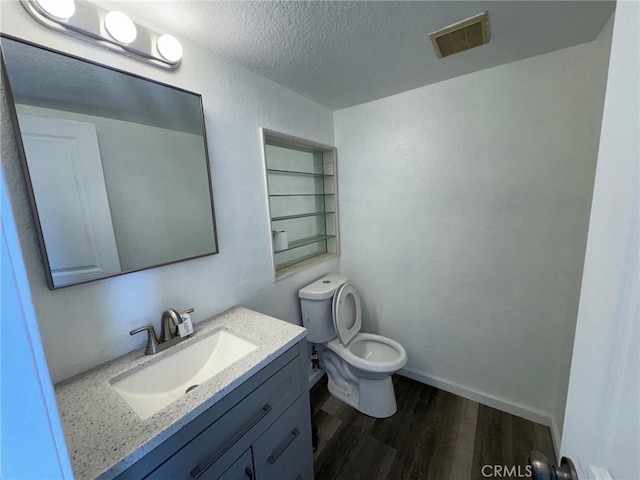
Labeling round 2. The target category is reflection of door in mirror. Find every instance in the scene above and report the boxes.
[19,114,122,285]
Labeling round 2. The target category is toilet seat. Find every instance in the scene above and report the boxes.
[327,333,407,373]
[332,283,361,346]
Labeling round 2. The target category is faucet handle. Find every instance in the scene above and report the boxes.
[130,325,161,355]
[180,308,194,317]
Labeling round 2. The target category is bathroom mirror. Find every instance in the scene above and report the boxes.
[1,35,219,289]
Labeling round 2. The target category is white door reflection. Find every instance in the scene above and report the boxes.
[20,114,121,285]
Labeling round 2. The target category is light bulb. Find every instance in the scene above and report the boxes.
[157,34,183,63]
[104,11,137,44]
[34,0,75,19]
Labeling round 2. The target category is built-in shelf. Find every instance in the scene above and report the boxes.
[275,251,329,270]
[266,168,333,178]
[269,193,334,197]
[271,211,335,222]
[275,234,335,253]
[263,129,338,278]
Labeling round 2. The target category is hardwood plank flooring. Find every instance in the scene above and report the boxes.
[311,375,555,480]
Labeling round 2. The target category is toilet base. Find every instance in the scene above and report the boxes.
[327,374,398,418]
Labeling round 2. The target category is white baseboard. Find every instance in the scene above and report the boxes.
[399,367,555,428]
[550,417,562,460]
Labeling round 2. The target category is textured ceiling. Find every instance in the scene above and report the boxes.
[101,1,615,110]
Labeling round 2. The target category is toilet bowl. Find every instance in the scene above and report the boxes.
[328,333,406,376]
[299,274,407,418]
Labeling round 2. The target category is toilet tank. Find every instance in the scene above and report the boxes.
[298,274,347,343]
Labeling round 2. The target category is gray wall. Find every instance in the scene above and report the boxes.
[1,2,338,383]
[334,18,612,443]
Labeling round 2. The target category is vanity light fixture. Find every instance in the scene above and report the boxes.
[33,0,75,20]
[157,34,183,63]
[19,0,182,70]
[104,11,137,45]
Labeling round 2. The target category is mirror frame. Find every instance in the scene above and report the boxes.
[1,34,219,289]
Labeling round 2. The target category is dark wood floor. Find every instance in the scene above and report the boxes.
[310,375,555,480]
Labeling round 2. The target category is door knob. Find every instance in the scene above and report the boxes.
[529,451,578,480]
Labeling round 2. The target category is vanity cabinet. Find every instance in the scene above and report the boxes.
[215,449,253,480]
[113,341,313,480]
[253,397,309,480]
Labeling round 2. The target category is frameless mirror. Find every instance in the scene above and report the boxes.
[1,35,218,289]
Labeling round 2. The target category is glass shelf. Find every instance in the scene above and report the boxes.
[267,168,334,178]
[275,250,332,270]
[269,193,334,197]
[275,234,335,254]
[271,211,335,222]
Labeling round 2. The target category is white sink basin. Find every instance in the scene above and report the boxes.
[110,328,258,419]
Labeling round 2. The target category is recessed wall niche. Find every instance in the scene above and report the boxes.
[262,129,339,279]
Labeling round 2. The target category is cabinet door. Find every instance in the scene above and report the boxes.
[253,397,314,480]
[217,449,254,480]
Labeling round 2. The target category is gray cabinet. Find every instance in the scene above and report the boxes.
[253,397,312,480]
[114,341,313,480]
[217,450,253,480]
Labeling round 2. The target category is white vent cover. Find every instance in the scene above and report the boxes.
[430,12,490,58]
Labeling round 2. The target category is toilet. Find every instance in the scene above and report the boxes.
[299,274,407,418]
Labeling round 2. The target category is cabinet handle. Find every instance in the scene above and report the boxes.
[190,404,272,479]
[267,428,300,464]
[245,467,254,480]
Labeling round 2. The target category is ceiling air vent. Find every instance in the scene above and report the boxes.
[430,12,489,58]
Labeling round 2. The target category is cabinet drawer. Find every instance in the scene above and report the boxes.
[147,358,302,479]
[253,397,314,480]
[217,449,253,480]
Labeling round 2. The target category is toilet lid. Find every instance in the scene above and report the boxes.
[332,283,361,345]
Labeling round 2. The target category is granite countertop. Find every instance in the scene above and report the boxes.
[54,307,306,480]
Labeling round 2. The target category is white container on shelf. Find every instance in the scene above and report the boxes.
[272,230,288,252]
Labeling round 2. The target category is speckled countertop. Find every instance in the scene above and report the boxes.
[54,307,306,480]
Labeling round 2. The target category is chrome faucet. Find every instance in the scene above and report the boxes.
[130,308,194,355]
